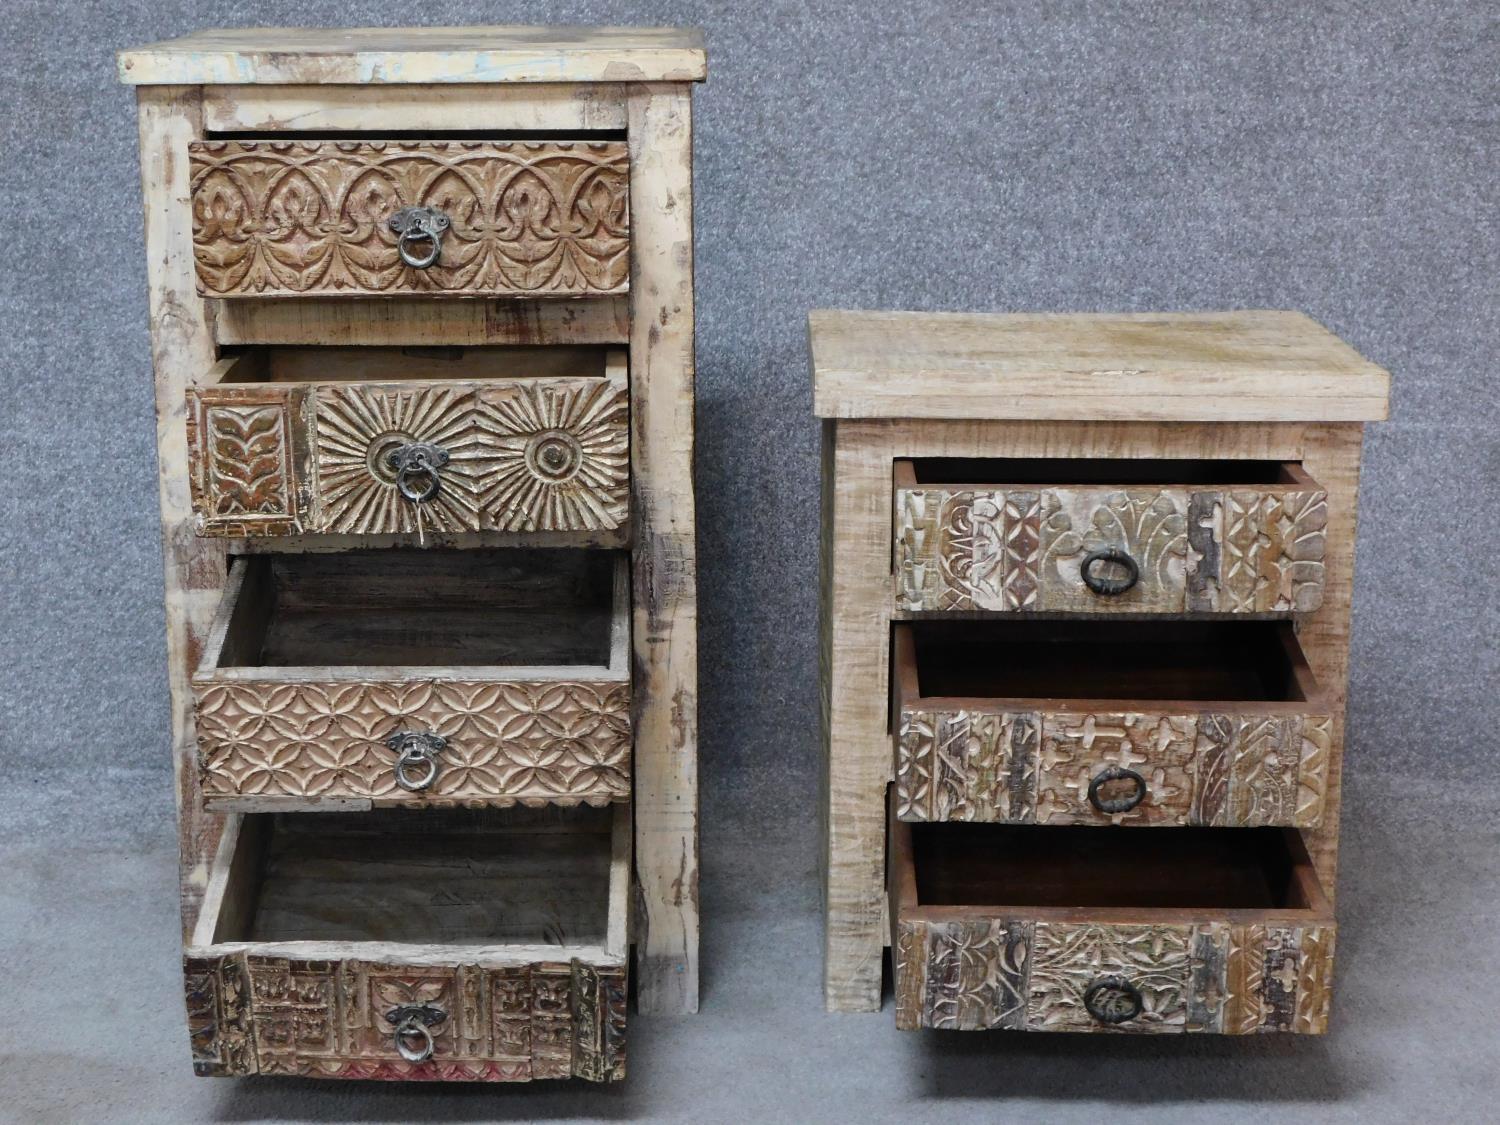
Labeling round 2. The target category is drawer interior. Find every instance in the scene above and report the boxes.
[898,619,1322,705]
[207,345,619,386]
[195,804,629,959]
[896,457,1315,488]
[205,549,628,672]
[909,822,1322,912]
[891,795,1331,921]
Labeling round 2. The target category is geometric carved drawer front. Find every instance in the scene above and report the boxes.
[892,919,1335,1035]
[891,623,1333,827]
[189,141,630,298]
[195,680,632,807]
[894,463,1328,614]
[193,551,631,811]
[895,707,1332,828]
[185,954,627,1082]
[186,350,629,539]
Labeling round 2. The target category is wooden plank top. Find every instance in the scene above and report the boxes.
[811,310,1390,422]
[118,26,706,85]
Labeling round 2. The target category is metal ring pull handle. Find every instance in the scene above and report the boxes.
[1087,765,1148,815]
[384,730,448,792]
[386,1003,445,1063]
[1083,977,1144,1025]
[385,441,449,504]
[388,206,450,269]
[1080,547,1140,596]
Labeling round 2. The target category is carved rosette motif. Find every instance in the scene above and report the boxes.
[189,141,630,297]
[894,707,1330,827]
[894,919,1335,1034]
[314,384,487,536]
[894,484,1327,613]
[477,378,629,532]
[193,680,631,806]
[186,956,625,1081]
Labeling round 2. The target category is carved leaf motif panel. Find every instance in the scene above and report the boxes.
[1028,923,1193,1032]
[476,377,629,532]
[192,957,625,1081]
[194,680,631,806]
[892,484,1326,614]
[189,141,631,298]
[187,388,301,536]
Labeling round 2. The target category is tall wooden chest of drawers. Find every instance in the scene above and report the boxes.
[118,26,706,1080]
[814,309,1390,1032]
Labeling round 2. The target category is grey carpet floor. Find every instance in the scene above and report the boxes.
[2,771,1495,1124]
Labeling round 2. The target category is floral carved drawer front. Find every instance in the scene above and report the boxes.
[189,141,630,298]
[186,955,626,1081]
[895,484,1327,614]
[193,680,631,807]
[893,920,1334,1035]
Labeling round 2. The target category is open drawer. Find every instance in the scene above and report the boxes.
[893,458,1328,613]
[185,804,629,1080]
[186,345,628,541]
[890,806,1336,1034]
[189,140,629,298]
[192,549,630,810]
[893,620,1331,827]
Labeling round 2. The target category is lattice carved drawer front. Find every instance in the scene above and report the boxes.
[192,551,630,810]
[891,622,1332,828]
[893,460,1328,614]
[186,347,628,539]
[189,140,630,298]
[889,808,1336,1035]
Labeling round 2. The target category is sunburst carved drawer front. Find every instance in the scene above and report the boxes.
[192,550,630,810]
[893,459,1328,614]
[187,805,630,1080]
[188,140,629,298]
[892,621,1332,827]
[186,346,628,541]
[889,808,1336,1034]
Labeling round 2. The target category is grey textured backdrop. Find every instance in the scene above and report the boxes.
[2,2,1497,1122]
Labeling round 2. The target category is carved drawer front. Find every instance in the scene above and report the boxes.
[893,459,1328,614]
[186,346,629,541]
[892,621,1331,827]
[192,550,630,811]
[187,805,630,1080]
[189,140,629,298]
[889,808,1336,1035]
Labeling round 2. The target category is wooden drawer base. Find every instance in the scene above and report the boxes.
[186,804,630,1080]
[889,799,1335,1035]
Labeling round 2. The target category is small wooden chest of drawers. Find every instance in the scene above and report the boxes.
[814,309,1389,1034]
[120,25,706,1081]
